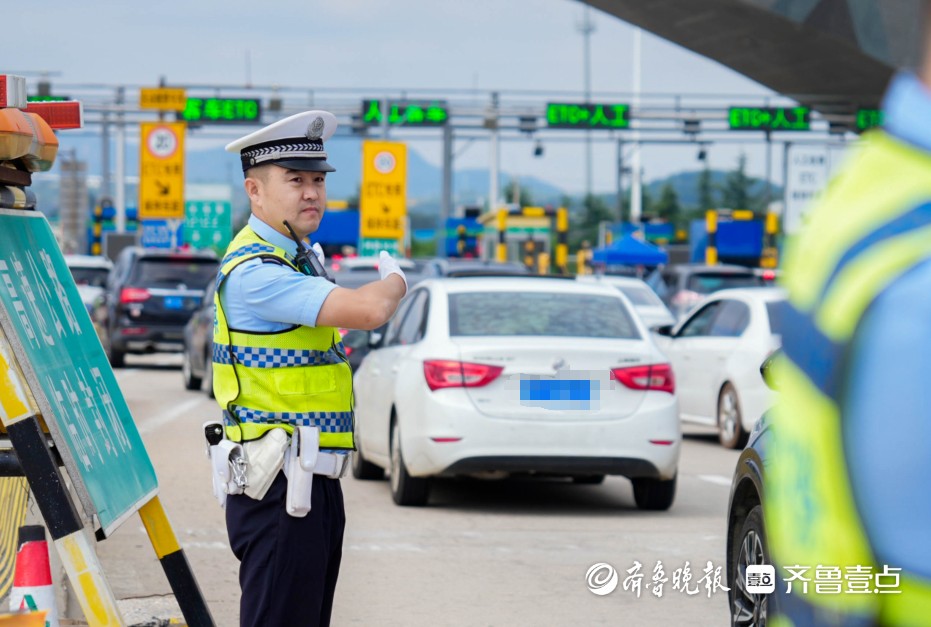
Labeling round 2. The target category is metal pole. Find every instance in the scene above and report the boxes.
[616,137,624,223]
[101,110,110,202]
[440,124,453,259]
[488,92,500,214]
[765,130,773,211]
[381,96,390,140]
[579,6,595,198]
[115,86,126,234]
[630,27,643,226]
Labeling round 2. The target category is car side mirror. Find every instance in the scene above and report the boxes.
[760,350,781,391]
[652,324,674,337]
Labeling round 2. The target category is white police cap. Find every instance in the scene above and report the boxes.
[225,110,338,174]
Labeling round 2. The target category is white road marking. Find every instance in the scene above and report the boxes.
[137,396,208,434]
[697,474,732,487]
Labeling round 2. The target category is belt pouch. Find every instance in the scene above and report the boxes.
[242,428,290,500]
[284,426,319,518]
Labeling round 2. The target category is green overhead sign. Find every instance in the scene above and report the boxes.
[178,97,262,124]
[728,106,811,131]
[0,210,158,536]
[362,99,448,126]
[546,103,630,129]
[856,108,884,132]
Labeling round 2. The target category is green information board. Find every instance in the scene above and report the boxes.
[358,237,402,257]
[728,106,810,131]
[362,100,448,126]
[177,97,261,124]
[184,200,233,255]
[546,103,630,129]
[0,210,158,536]
[856,108,884,132]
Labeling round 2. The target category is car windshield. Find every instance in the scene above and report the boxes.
[616,285,663,307]
[131,258,218,289]
[69,267,109,287]
[448,291,640,339]
[686,272,763,294]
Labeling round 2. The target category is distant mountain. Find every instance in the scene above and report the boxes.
[643,169,782,210]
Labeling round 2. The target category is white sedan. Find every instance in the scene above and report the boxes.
[576,274,675,329]
[653,288,785,449]
[352,277,681,510]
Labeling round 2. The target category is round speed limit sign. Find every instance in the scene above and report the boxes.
[147,126,179,159]
[373,151,397,175]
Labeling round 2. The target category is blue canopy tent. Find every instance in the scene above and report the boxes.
[591,235,668,266]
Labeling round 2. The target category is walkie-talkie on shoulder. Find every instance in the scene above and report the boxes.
[282,221,335,283]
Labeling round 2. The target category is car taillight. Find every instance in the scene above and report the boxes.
[761,270,777,281]
[119,287,151,304]
[423,360,503,391]
[611,363,675,395]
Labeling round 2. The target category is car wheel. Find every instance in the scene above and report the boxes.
[389,420,429,506]
[718,383,749,450]
[730,504,769,626]
[106,334,125,368]
[632,474,676,511]
[351,444,385,481]
[572,475,605,485]
[182,349,202,390]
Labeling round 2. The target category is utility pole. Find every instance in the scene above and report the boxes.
[115,86,126,234]
[440,123,453,258]
[630,27,643,226]
[578,5,596,199]
[486,92,500,213]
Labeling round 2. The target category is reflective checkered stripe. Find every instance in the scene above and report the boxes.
[213,225,354,450]
[212,344,345,367]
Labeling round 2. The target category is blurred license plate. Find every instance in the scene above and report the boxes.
[163,296,183,310]
[520,378,592,402]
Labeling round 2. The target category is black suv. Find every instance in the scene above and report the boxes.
[95,247,219,367]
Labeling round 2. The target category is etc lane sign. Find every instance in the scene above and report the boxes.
[0,210,158,536]
[139,122,186,220]
[360,140,407,254]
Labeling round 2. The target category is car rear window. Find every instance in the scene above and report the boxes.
[448,291,640,339]
[766,300,789,336]
[686,272,763,294]
[131,258,218,289]
[69,267,109,287]
[616,285,662,307]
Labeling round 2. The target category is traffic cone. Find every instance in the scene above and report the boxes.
[8,526,58,627]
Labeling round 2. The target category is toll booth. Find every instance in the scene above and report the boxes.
[690,209,779,268]
[478,205,569,273]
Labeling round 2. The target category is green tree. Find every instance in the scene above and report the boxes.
[571,193,614,249]
[653,183,681,222]
[698,166,716,213]
[502,178,535,207]
[721,153,761,213]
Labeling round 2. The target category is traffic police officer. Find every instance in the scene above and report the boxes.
[766,7,931,624]
[213,110,407,626]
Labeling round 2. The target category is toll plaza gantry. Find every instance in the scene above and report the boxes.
[0,74,214,627]
[478,205,570,274]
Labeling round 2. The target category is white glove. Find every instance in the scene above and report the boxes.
[378,251,408,294]
[311,243,325,266]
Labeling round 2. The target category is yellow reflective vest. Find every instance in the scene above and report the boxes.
[766,130,931,625]
[212,226,354,450]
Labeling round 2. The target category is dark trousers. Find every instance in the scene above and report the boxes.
[226,472,345,627]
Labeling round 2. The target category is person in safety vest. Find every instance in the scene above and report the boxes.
[212,110,407,627]
[765,5,931,625]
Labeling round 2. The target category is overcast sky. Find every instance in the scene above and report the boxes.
[6,0,849,195]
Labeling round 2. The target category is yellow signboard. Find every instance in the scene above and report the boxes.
[360,140,407,242]
[139,87,187,111]
[139,122,186,219]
